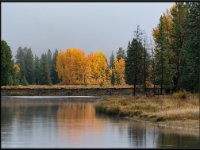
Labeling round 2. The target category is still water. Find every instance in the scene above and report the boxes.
[1,96,200,148]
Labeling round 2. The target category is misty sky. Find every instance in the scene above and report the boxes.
[2,2,174,59]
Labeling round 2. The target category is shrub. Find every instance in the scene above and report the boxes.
[95,103,106,113]
[172,90,188,99]
[106,106,120,115]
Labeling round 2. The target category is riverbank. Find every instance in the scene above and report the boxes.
[94,93,199,133]
[1,85,161,96]
[1,85,132,89]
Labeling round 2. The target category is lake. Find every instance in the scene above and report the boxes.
[1,96,200,148]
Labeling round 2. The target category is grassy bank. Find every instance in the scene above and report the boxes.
[1,85,133,89]
[95,93,199,128]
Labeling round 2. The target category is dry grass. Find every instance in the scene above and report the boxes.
[95,93,199,122]
[1,85,133,89]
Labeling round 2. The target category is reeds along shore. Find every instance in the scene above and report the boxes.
[95,92,199,122]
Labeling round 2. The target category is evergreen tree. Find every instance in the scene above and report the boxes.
[153,16,173,94]
[109,51,114,68]
[21,75,28,85]
[51,49,59,84]
[47,49,52,83]
[142,35,148,93]
[111,69,115,85]
[25,48,35,84]
[40,53,51,85]
[109,51,115,85]
[170,2,188,91]
[125,25,144,95]
[181,2,200,92]
[1,40,15,85]
[116,47,125,60]
[16,47,28,84]
[125,41,132,84]
[34,55,41,84]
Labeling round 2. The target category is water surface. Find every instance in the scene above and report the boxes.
[1,96,200,148]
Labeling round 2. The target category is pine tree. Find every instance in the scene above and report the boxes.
[125,41,132,84]
[125,25,144,95]
[40,53,51,85]
[34,55,41,84]
[182,2,200,92]
[109,51,114,68]
[25,48,35,84]
[47,49,52,84]
[111,68,115,85]
[170,2,188,91]
[15,47,27,84]
[153,16,173,94]
[116,47,125,60]
[1,40,15,85]
[51,49,59,84]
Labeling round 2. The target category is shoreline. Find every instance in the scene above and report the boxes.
[94,94,199,136]
[121,116,199,136]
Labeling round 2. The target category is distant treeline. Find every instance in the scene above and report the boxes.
[1,2,199,94]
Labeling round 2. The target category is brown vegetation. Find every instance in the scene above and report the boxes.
[1,85,133,89]
[95,93,199,123]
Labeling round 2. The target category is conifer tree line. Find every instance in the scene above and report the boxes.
[15,48,60,85]
[1,2,199,93]
[152,2,200,93]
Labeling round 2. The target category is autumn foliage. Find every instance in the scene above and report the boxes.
[113,58,125,85]
[56,48,86,85]
[56,48,109,85]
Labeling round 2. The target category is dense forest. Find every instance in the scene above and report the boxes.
[1,2,200,94]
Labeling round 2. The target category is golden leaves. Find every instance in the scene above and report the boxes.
[56,49,108,85]
[14,64,20,76]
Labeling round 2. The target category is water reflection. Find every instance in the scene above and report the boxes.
[56,103,107,146]
[1,98,200,148]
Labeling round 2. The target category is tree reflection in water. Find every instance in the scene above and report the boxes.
[1,99,199,148]
[56,103,107,145]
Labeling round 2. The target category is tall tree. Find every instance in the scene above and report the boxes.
[56,48,86,85]
[181,2,200,92]
[109,51,115,68]
[109,51,115,85]
[170,3,188,91]
[126,25,144,95]
[15,47,27,84]
[91,51,108,86]
[25,48,35,84]
[34,55,41,84]
[153,15,173,94]
[47,49,52,83]
[40,53,51,85]
[110,68,115,86]
[1,40,15,85]
[51,49,59,84]
[116,47,125,60]
[142,34,149,93]
[113,57,125,85]
[125,41,132,84]
[85,51,108,85]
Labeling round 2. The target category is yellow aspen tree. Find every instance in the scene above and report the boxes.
[113,57,125,85]
[56,50,66,84]
[14,64,20,75]
[94,51,108,86]
[85,53,97,85]
[56,48,86,85]
[118,58,125,85]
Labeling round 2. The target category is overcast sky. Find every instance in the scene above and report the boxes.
[2,2,174,59]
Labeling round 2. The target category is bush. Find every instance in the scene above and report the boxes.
[172,90,188,99]
[95,103,106,113]
[106,106,120,115]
